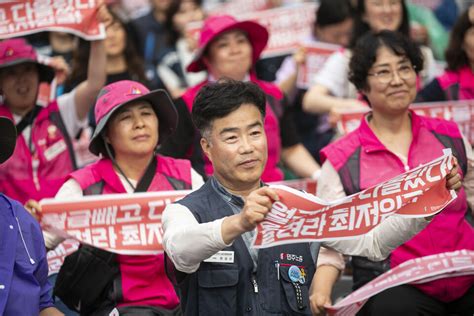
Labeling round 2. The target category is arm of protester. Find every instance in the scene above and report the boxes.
[281,144,321,179]
[73,2,110,120]
[461,136,474,213]
[302,84,367,114]
[47,55,70,85]
[40,307,64,316]
[162,187,279,273]
[276,47,306,97]
[310,264,340,316]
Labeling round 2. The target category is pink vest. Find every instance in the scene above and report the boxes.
[182,74,284,182]
[321,111,474,302]
[0,102,75,203]
[437,66,474,100]
[70,155,192,309]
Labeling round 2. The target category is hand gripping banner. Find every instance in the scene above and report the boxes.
[253,151,457,248]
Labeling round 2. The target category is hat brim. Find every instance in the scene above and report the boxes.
[0,117,17,164]
[89,89,178,156]
[187,20,269,73]
[0,58,55,83]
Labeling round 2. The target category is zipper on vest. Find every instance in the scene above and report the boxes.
[251,275,259,293]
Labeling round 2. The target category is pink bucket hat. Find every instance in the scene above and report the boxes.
[0,38,54,83]
[0,116,16,164]
[89,80,178,156]
[187,15,269,73]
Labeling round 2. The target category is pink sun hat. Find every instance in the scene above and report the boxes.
[187,15,269,73]
[89,80,177,156]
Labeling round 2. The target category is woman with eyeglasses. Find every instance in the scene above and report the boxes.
[313,30,474,315]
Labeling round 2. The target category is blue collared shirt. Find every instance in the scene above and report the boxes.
[0,194,54,315]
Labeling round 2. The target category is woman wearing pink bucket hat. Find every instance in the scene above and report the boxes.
[160,14,321,182]
[41,80,204,315]
[0,5,111,205]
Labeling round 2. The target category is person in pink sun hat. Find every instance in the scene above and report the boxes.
[40,80,203,315]
[159,14,322,183]
[0,3,110,206]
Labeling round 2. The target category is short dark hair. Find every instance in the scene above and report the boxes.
[315,0,354,28]
[445,8,474,71]
[349,0,410,48]
[192,79,266,136]
[349,30,424,92]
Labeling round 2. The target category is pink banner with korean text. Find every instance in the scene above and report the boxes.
[326,249,474,316]
[296,42,340,89]
[40,190,190,255]
[337,100,474,144]
[253,151,456,248]
[0,0,106,40]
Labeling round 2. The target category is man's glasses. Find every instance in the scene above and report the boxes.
[368,64,416,85]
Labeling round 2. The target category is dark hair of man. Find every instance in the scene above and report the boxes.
[165,0,203,46]
[349,30,424,92]
[192,79,266,136]
[349,0,410,48]
[315,0,354,29]
[445,9,473,71]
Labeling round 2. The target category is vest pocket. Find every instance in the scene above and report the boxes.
[279,266,312,315]
[197,269,239,316]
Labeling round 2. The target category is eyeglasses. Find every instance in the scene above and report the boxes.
[368,64,416,85]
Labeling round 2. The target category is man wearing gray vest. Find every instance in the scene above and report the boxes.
[162,79,458,315]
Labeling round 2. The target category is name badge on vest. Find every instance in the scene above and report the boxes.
[44,139,67,161]
[204,251,234,263]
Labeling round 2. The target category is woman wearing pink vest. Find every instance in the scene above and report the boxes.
[0,7,109,204]
[317,31,474,315]
[418,6,474,102]
[52,80,203,315]
[159,15,321,182]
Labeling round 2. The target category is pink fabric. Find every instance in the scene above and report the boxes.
[181,75,284,182]
[321,110,474,302]
[0,102,74,204]
[437,66,474,100]
[71,155,192,309]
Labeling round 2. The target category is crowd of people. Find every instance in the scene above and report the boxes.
[0,0,473,315]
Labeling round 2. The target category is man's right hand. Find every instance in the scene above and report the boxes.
[222,187,279,245]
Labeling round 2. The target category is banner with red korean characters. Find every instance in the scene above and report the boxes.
[337,100,474,144]
[296,42,341,89]
[47,239,80,275]
[40,190,190,255]
[0,0,105,40]
[253,151,456,248]
[326,249,474,316]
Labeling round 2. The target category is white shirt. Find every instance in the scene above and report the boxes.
[162,184,429,274]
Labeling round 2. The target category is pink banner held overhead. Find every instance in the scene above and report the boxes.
[253,152,456,248]
[0,0,105,40]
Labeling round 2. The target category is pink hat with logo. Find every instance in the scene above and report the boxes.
[0,38,54,82]
[187,15,269,73]
[89,80,178,156]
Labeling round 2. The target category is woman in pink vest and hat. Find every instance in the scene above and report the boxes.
[159,14,321,182]
[46,80,203,315]
[0,5,109,204]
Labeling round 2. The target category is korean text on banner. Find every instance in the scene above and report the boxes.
[327,249,474,316]
[40,190,190,255]
[0,0,106,40]
[253,152,456,248]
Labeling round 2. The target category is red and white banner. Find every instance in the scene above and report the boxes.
[47,239,80,275]
[0,0,105,40]
[337,100,474,144]
[327,249,474,316]
[253,152,456,248]
[40,190,189,255]
[187,3,317,58]
[206,0,269,16]
[269,178,317,195]
[296,42,340,89]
